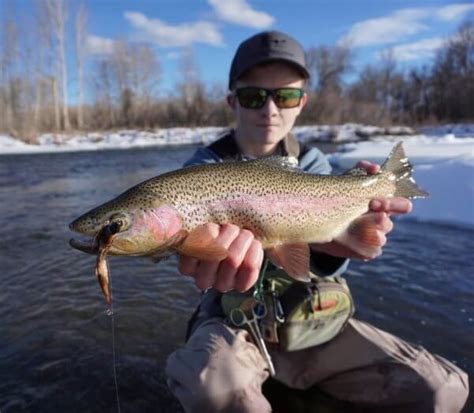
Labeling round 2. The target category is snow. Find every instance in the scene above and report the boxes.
[1,124,473,228]
[0,127,229,154]
[0,124,418,154]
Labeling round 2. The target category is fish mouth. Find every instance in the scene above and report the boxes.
[69,219,124,254]
[69,236,98,254]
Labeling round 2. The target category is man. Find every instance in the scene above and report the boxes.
[166,31,468,412]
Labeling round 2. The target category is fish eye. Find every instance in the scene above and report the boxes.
[108,213,130,231]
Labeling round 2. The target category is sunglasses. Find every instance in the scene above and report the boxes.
[235,87,304,109]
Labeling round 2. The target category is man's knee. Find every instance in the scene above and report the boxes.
[434,363,469,413]
[166,319,271,412]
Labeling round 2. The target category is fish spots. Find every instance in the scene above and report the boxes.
[71,156,399,249]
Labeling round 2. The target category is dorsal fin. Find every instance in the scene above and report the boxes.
[253,155,299,171]
[344,167,368,176]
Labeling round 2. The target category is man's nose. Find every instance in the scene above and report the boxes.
[260,95,279,116]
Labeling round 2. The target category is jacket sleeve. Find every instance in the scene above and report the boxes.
[299,147,349,277]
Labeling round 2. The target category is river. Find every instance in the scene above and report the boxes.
[0,145,472,412]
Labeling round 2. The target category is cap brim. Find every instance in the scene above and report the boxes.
[230,57,310,89]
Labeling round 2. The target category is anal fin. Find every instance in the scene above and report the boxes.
[266,243,311,282]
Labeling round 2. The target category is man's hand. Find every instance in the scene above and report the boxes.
[178,223,264,293]
[311,160,412,261]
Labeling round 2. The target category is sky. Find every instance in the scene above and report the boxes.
[6,0,474,95]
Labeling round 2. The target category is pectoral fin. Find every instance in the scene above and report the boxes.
[266,243,311,282]
[174,226,228,261]
[335,214,382,258]
[348,214,381,246]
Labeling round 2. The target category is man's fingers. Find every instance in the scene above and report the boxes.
[192,223,241,290]
[200,222,221,238]
[214,229,255,292]
[234,240,264,292]
[355,160,380,175]
[178,256,198,276]
[370,197,413,215]
[372,211,394,235]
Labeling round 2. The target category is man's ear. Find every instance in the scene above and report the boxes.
[227,93,236,110]
[300,92,308,109]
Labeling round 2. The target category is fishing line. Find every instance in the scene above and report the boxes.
[105,261,122,413]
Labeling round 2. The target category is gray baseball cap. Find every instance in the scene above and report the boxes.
[229,31,310,89]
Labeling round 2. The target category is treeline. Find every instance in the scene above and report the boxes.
[0,1,472,142]
[300,19,474,127]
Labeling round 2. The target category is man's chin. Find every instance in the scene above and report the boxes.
[253,128,285,142]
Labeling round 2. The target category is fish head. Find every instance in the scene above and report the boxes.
[69,196,184,256]
[69,200,132,236]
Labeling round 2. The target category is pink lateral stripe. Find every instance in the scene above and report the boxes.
[205,194,355,215]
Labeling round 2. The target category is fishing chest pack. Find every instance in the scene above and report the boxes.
[222,270,355,352]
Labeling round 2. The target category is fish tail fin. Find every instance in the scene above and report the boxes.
[381,142,429,199]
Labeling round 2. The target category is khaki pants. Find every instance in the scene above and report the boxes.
[166,291,469,413]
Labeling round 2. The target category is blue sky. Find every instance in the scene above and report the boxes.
[9,0,474,95]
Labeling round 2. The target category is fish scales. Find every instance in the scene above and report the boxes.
[112,160,395,246]
[69,143,429,302]
[75,158,398,246]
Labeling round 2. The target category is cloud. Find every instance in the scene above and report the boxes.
[208,0,274,28]
[86,35,115,55]
[436,3,474,21]
[124,12,223,47]
[340,8,430,47]
[389,37,445,61]
[340,3,474,48]
[164,51,180,60]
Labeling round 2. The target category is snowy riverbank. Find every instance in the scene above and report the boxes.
[0,124,420,155]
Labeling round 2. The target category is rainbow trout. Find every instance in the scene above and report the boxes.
[69,142,428,303]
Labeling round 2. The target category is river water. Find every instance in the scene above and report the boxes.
[0,145,472,412]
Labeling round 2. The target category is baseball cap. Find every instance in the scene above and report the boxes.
[229,31,310,89]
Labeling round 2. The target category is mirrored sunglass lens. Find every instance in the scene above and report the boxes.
[237,88,267,108]
[274,89,303,108]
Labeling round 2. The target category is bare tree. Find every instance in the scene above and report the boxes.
[89,39,160,127]
[120,41,160,126]
[33,1,60,131]
[377,49,397,122]
[431,19,474,120]
[304,45,352,123]
[92,59,115,128]
[75,1,87,129]
[305,45,352,93]
[176,48,209,125]
[45,0,71,130]
[0,10,17,134]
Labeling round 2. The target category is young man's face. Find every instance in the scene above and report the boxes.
[228,62,307,154]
